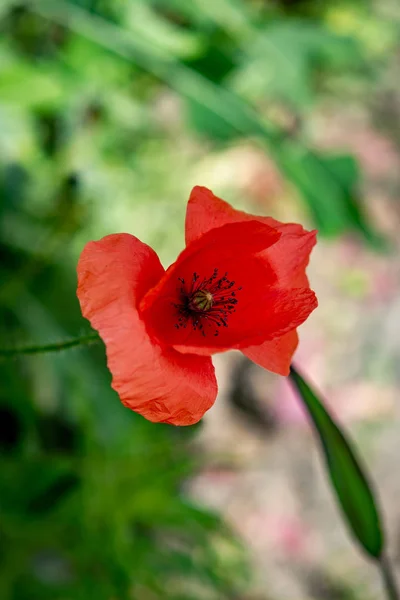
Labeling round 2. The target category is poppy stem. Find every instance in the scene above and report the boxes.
[379,555,400,600]
[0,333,101,359]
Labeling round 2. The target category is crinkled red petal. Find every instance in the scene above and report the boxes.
[171,287,316,355]
[186,186,317,288]
[140,221,281,351]
[241,330,299,376]
[77,233,217,425]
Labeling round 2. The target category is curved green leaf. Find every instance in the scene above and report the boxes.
[289,365,384,558]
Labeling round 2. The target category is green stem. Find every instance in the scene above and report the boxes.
[380,556,400,600]
[0,333,100,358]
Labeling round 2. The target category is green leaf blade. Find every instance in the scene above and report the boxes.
[289,365,384,559]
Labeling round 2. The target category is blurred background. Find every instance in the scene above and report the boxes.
[1,0,400,598]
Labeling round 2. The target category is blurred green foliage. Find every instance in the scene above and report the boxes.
[0,0,398,598]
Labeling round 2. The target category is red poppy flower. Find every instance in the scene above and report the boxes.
[77,186,317,426]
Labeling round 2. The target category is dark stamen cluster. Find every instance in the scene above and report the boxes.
[173,268,242,337]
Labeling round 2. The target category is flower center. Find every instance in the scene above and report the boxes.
[173,268,242,337]
[190,289,214,312]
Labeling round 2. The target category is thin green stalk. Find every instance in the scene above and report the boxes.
[0,333,100,359]
[380,556,400,600]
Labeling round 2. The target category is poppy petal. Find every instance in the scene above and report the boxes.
[140,221,282,351]
[171,287,316,355]
[241,330,299,376]
[185,186,317,287]
[77,233,217,425]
